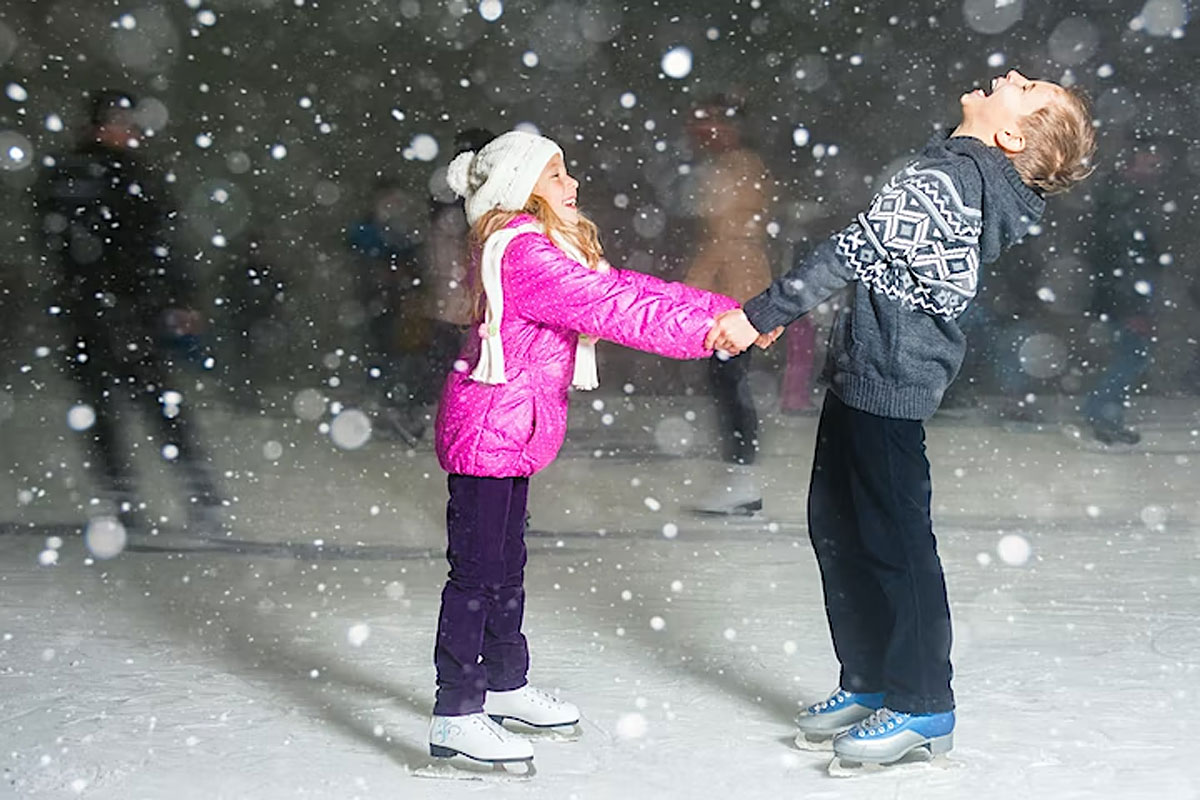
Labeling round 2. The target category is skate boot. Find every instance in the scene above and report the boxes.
[90,484,148,533]
[794,687,884,750]
[485,685,580,735]
[185,494,229,537]
[832,708,954,765]
[692,464,762,516]
[379,405,425,447]
[428,712,534,764]
[1092,419,1140,445]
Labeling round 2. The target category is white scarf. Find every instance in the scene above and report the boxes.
[471,223,606,391]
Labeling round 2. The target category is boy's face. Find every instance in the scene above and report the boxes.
[959,70,1064,153]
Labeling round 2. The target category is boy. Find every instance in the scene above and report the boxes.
[707,71,1096,764]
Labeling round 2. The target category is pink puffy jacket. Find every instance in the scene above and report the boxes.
[436,215,740,478]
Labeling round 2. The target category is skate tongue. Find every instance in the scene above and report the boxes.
[860,708,903,729]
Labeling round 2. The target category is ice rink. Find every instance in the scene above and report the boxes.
[2,389,1199,799]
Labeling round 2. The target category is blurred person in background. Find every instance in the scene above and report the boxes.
[683,95,773,515]
[1187,277,1200,391]
[0,260,18,372]
[938,273,1038,422]
[347,180,426,444]
[215,229,289,411]
[1083,141,1168,445]
[776,186,843,418]
[419,128,496,402]
[779,313,819,415]
[35,89,224,534]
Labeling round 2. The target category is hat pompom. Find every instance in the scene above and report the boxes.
[446,151,475,198]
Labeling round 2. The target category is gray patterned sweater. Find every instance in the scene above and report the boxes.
[744,132,1046,420]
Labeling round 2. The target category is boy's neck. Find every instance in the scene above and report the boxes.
[949,122,995,146]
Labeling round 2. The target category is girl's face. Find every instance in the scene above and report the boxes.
[531,154,579,225]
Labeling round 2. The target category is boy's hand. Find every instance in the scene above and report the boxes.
[756,326,784,349]
[705,309,760,354]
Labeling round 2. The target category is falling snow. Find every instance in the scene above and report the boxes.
[0,1,1195,797]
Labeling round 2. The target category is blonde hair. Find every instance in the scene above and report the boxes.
[1010,85,1097,195]
[467,195,605,322]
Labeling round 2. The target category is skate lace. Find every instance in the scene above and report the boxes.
[525,686,562,707]
[857,708,909,736]
[477,713,513,741]
[813,688,850,712]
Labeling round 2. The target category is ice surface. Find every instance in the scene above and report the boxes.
[1,390,1198,799]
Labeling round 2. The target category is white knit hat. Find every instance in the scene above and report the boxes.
[445,130,563,225]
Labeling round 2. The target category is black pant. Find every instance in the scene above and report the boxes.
[67,322,217,504]
[434,475,530,716]
[807,391,954,714]
[708,350,758,465]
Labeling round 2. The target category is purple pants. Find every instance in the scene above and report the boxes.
[433,474,530,716]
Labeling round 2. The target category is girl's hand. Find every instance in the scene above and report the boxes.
[705,309,760,354]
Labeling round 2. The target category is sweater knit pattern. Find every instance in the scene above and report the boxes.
[837,164,983,320]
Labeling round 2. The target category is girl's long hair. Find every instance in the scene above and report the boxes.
[467,194,604,323]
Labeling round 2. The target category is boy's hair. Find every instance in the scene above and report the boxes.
[1010,85,1097,195]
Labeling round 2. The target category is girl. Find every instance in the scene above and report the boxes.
[428,130,740,768]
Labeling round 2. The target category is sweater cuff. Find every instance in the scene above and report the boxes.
[743,293,796,333]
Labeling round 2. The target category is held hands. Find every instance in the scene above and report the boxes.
[705,309,783,355]
[756,325,785,349]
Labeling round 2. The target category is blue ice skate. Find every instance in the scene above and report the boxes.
[832,708,955,765]
[793,688,885,749]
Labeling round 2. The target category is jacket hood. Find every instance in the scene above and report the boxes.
[932,132,1046,264]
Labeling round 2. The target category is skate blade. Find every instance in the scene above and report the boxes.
[688,502,763,518]
[413,757,536,781]
[793,731,836,752]
[490,716,583,742]
[828,751,960,778]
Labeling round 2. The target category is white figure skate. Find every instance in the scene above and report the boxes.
[424,712,535,778]
[485,685,582,738]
